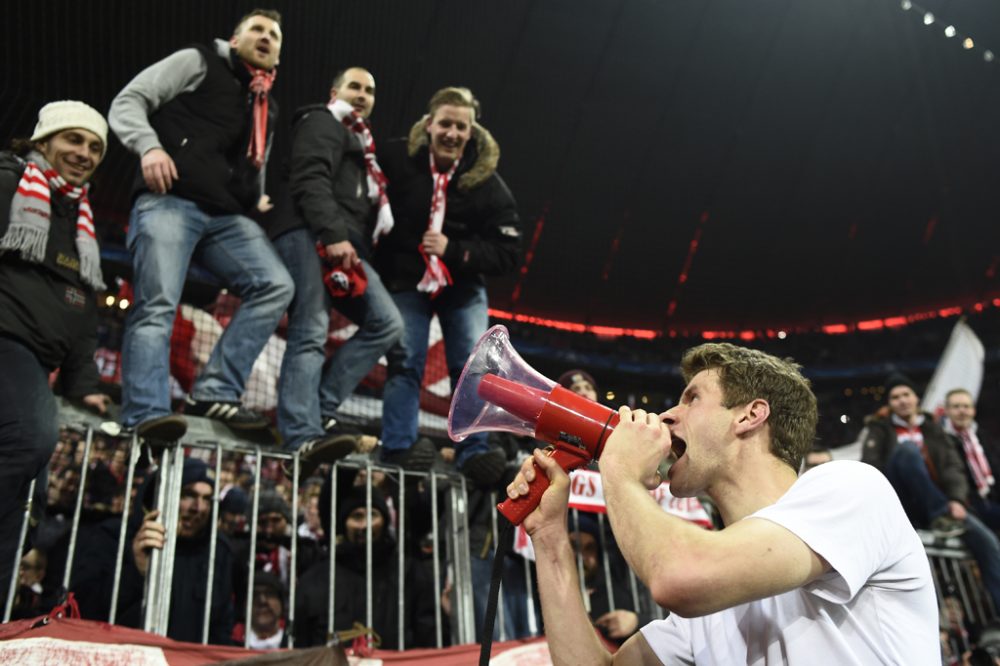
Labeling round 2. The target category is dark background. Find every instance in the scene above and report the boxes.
[6,0,1000,334]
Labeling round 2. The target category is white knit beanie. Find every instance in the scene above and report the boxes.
[30,100,109,155]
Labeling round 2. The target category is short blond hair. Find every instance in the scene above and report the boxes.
[681,343,818,471]
[427,87,480,123]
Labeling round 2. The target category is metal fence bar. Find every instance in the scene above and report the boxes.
[142,448,171,633]
[109,434,141,624]
[396,462,406,650]
[287,452,300,650]
[243,446,263,649]
[201,443,223,645]
[327,465,338,642]
[364,469,373,645]
[596,512,615,611]
[62,426,94,591]
[3,478,36,622]
[431,469,443,649]
[570,508,590,614]
[489,491,507,641]
[156,444,186,635]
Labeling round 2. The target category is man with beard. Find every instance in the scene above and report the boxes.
[122,458,235,643]
[109,9,294,439]
[294,485,435,649]
[269,67,402,473]
[509,344,938,664]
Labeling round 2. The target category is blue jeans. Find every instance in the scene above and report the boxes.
[470,551,534,641]
[381,284,489,468]
[0,337,58,597]
[273,228,403,450]
[120,194,294,426]
[886,442,1000,609]
[884,442,950,524]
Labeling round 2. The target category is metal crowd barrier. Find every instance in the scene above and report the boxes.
[2,401,480,649]
[921,530,997,640]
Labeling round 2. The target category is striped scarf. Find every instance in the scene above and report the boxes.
[417,151,456,296]
[1,151,105,290]
[327,99,394,244]
[245,64,276,170]
[945,419,994,497]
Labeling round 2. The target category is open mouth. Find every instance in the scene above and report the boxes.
[670,435,687,460]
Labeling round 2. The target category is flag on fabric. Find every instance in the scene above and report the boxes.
[923,319,985,417]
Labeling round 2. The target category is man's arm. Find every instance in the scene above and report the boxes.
[517,450,662,665]
[599,408,829,617]
[289,111,358,267]
[108,48,206,193]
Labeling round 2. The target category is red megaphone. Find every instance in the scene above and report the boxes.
[448,325,619,524]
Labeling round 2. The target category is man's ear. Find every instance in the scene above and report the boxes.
[329,87,338,103]
[229,34,239,49]
[734,399,770,436]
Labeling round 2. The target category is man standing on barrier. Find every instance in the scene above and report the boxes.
[509,343,938,663]
[0,100,112,598]
[269,66,402,474]
[375,86,521,484]
[109,8,294,441]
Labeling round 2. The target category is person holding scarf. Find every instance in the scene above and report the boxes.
[0,100,112,598]
[268,67,403,474]
[374,87,522,486]
[108,9,294,441]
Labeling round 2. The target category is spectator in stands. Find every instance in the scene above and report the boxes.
[510,343,938,663]
[295,485,436,649]
[567,512,643,645]
[121,457,235,644]
[0,100,113,596]
[801,444,833,472]
[109,9,294,439]
[232,571,289,648]
[10,548,59,619]
[219,486,249,537]
[375,86,522,485]
[558,369,600,403]
[944,388,1000,530]
[270,67,403,474]
[861,374,1000,611]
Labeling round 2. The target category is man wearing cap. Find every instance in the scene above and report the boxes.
[108,9,294,439]
[268,66,402,468]
[0,100,112,597]
[124,457,236,643]
[558,369,600,402]
[861,374,1000,610]
[295,485,436,649]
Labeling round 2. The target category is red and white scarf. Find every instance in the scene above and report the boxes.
[245,64,277,170]
[892,413,925,451]
[1,151,105,290]
[327,99,394,243]
[417,151,456,296]
[945,419,994,497]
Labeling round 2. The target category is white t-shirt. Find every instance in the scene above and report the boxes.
[639,461,939,665]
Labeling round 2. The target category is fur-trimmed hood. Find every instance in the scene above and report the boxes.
[407,116,500,191]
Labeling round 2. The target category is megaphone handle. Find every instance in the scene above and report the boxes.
[496,447,590,525]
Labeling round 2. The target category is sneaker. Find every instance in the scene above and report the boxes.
[460,448,508,488]
[380,437,437,473]
[930,515,966,539]
[136,414,188,443]
[283,434,360,478]
[184,398,269,430]
[321,416,339,433]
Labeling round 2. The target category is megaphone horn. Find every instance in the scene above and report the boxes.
[448,325,620,524]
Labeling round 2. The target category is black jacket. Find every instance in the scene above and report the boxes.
[0,152,100,396]
[270,104,375,255]
[294,538,437,650]
[861,414,970,504]
[374,129,521,292]
[142,43,277,214]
